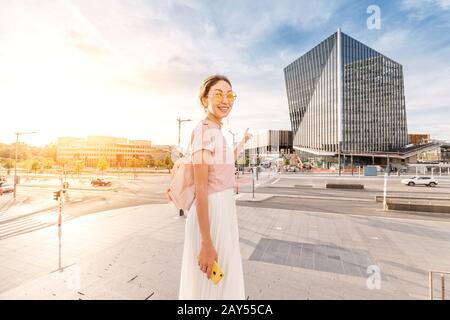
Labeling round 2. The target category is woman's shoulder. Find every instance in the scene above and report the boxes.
[192,119,220,135]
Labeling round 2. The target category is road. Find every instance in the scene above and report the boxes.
[1,172,449,240]
[0,175,171,240]
[236,173,450,222]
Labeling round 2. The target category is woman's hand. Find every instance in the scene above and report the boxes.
[242,128,252,144]
[198,241,218,279]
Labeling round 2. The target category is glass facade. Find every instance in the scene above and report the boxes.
[284,30,408,154]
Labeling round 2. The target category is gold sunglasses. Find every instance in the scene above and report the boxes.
[208,91,237,104]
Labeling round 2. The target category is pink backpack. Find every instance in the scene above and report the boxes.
[165,132,196,212]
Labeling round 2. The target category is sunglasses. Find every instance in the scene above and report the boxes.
[208,91,237,104]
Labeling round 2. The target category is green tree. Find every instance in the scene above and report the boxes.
[97,158,109,175]
[164,156,173,173]
[30,159,41,175]
[2,159,14,175]
[156,159,164,168]
[126,158,138,169]
[74,160,85,177]
[41,143,57,161]
[43,159,54,170]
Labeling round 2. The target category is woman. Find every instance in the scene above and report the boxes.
[179,75,252,299]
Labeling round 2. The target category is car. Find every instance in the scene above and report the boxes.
[0,183,14,194]
[401,176,438,187]
[91,178,112,187]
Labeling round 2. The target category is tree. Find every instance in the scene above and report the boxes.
[74,160,85,177]
[126,158,138,169]
[156,159,164,168]
[43,159,54,170]
[30,159,41,175]
[1,159,14,175]
[97,157,109,175]
[164,156,174,173]
[41,143,57,161]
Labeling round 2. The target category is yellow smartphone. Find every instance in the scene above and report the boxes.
[210,261,224,285]
[198,256,224,285]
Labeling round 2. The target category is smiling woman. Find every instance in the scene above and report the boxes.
[178,74,252,300]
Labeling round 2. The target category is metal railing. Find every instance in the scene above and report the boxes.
[429,271,450,300]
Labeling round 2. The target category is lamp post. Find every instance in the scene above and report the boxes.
[228,130,239,178]
[177,118,192,148]
[177,118,191,217]
[14,131,37,200]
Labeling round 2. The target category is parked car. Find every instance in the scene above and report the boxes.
[91,178,112,187]
[0,183,14,193]
[401,176,438,187]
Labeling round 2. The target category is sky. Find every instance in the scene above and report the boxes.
[1,0,449,148]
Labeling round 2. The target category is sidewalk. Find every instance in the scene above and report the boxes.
[1,195,450,300]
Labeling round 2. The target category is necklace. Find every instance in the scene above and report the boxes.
[206,115,223,128]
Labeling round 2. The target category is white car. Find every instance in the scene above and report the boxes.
[401,176,438,187]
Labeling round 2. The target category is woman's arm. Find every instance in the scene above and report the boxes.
[193,149,217,279]
[234,128,252,162]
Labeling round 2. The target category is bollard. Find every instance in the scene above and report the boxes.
[442,273,445,300]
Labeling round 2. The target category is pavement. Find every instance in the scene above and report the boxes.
[1,171,450,300]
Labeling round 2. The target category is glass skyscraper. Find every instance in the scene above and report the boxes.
[284,29,408,156]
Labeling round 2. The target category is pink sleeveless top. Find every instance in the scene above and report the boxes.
[190,118,235,195]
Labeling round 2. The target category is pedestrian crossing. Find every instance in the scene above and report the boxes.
[0,211,75,240]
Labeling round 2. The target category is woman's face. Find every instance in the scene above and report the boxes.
[202,80,234,120]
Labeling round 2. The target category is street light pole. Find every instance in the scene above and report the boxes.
[177,118,192,148]
[176,118,192,217]
[13,131,37,200]
[228,130,239,178]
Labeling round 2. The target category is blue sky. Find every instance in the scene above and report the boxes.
[0,0,449,147]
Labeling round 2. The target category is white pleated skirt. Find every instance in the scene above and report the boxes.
[179,187,245,300]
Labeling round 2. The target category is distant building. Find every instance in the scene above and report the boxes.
[408,134,430,145]
[243,130,293,164]
[57,136,153,167]
[418,143,450,163]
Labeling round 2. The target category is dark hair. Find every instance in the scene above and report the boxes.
[199,75,232,110]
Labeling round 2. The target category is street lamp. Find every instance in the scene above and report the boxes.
[228,130,239,178]
[177,118,192,148]
[14,131,37,199]
[177,118,191,217]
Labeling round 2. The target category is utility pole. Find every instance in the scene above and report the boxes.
[13,131,37,200]
[177,118,192,217]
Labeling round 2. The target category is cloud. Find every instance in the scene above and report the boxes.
[0,0,449,146]
[401,0,450,20]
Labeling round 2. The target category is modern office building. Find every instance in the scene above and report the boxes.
[57,136,153,167]
[284,29,409,165]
